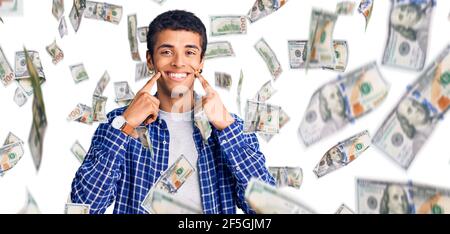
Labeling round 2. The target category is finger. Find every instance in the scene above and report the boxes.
[196,73,214,95]
[140,71,161,93]
[130,130,139,139]
[144,112,158,125]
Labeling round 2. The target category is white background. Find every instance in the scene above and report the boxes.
[0,0,449,214]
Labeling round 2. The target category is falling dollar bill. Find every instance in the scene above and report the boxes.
[373,45,449,169]
[142,155,196,213]
[305,9,338,71]
[357,178,450,214]
[335,203,355,214]
[245,178,315,214]
[70,140,86,163]
[255,38,282,80]
[137,26,148,43]
[135,62,152,81]
[247,0,288,23]
[65,203,90,214]
[93,70,110,97]
[288,40,348,72]
[58,17,68,38]
[258,107,289,142]
[17,189,40,214]
[298,61,389,146]
[92,95,107,123]
[194,97,212,142]
[14,86,28,107]
[214,72,232,90]
[336,1,356,15]
[69,63,89,83]
[210,15,247,36]
[52,0,64,21]
[0,132,24,175]
[127,14,141,61]
[15,50,46,96]
[382,0,435,71]
[205,41,235,60]
[67,103,94,125]
[69,1,84,33]
[268,166,303,189]
[0,45,15,86]
[135,126,154,159]
[236,69,244,116]
[358,0,374,31]
[84,1,122,24]
[114,81,135,106]
[255,80,276,102]
[25,48,47,171]
[244,99,281,134]
[314,130,370,178]
[0,0,23,16]
[45,40,64,65]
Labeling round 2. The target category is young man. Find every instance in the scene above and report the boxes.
[70,10,275,214]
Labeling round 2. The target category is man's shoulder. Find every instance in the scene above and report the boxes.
[106,106,128,123]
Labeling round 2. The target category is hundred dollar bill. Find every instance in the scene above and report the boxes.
[58,17,68,38]
[255,80,276,102]
[0,132,24,175]
[14,86,28,107]
[205,41,235,59]
[18,189,40,214]
[382,0,435,71]
[373,45,450,169]
[268,166,303,189]
[336,1,355,15]
[70,140,86,163]
[135,62,153,81]
[0,45,15,86]
[335,204,355,214]
[245,178,315,214]
[214,72,232,90]
[52,0,64,21]
[142,190,201,214]
[194,98,212,142]
[289,40,349,71]
[210,15,247,36]
[67,103,94,125]
[135,126,154,159]
[255,38,282,80]
[69,3,83,32]
[298,61,389,146]
[15,50,46,96]
[128,14,141,61]
[137,26,148,43]
[93,70,110,96]
[358,0,374,31]
[0,0,23,16]
[84,1,122,24]
[45,40,64,65]
[258,107,289,142]
[236,69,244,116]
[314,130,370,178]
[411,183,450,214]
[305,9,338,71]
[69,63,89,83]
[25,48,47,171]
[65,203,90,214]
[114,81,135,103]
[92,95,107,123]
[244,99,280,134]
[247,0,288,23]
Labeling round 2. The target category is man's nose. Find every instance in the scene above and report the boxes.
[171,54,186,68]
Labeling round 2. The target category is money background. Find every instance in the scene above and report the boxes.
[0,0,449,213]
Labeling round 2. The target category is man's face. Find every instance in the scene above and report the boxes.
[391,5,420,28]
[397,98,427,126]
[148,29,204,97]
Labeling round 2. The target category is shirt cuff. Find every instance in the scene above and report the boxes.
[215,118,246,156]
[103,123,130,160]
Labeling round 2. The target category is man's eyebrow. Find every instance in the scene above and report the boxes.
[156,44,200,50]
[156,44,174,50]
[185,44,200,50]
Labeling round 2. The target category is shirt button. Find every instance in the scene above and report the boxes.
[163,140,167,145]
[158,119,162,124]
[235,166,241,170]
[120,145,125,150]
[221,140,227,144]
[108,172,111,176]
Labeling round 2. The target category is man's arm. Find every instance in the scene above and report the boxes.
[214,114,276,214]
[70,112,130,214]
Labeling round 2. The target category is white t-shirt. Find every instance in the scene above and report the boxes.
[158,109,203,213]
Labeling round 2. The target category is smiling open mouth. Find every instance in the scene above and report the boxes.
[165,72,190,81]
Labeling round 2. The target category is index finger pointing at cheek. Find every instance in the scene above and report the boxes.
[140,71,161,93]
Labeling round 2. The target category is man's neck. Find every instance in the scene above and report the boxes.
[156,89,195,113]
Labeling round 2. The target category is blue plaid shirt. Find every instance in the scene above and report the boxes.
[70,106,275,214]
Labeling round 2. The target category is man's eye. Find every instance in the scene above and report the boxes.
[161,50,172,55]
[186,50,197,56]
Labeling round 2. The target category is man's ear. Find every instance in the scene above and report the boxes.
[146,51,154,70]
[198,59,205,72]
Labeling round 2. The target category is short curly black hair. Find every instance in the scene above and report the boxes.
[146,10,207,59]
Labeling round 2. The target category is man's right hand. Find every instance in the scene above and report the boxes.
[123,72,161,128]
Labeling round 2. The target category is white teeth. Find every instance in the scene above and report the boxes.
[168,72,187,79]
